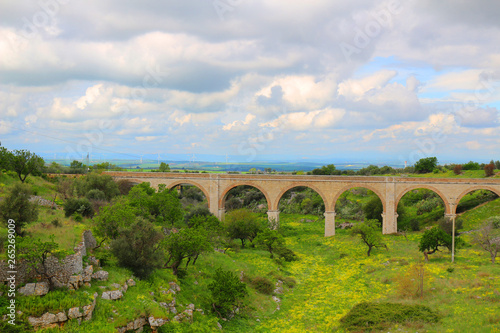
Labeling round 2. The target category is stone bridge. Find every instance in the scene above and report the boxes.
[106,172,500,236]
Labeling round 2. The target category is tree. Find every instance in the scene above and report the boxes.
[0,183,38,236]
[350,219,387,256]
[150,187,184,227]
[495,160,500,170]
[453,164,462,175]
[0,144,13,171]
[9,149,45,182]
[17,236,67,290]
[73,173,120,200]
[418,226,452,261]
[485,163,495,177]
[462,161,481,170]
[111,217,164,279]
[93,197,137,241]
[69,160,85,174]
[208,268,248,318]
[254,228,284,258]
[363,196,383,223]
[158,162,170,172]
[471,220,499,264]
[163,228,211,275]
[225,209,264,247]
[63,197,94,218]
[414,157,438,174]
[311,164,338,175]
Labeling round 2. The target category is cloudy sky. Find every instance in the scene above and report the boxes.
[1,0,499,165]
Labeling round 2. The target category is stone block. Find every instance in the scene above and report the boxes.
[55,312,67,322]
[102,290,123,300]
[169,281,181,292]
[68,307,83,319]
[83,265,93,282]
[32,282,49,296]
[28,312,57,328]
[91,270,108,281]
[19,283,36,296]
[126,278,136,287]
[68,275,83,290]
[134,317,147,329]
[149,316,168,328]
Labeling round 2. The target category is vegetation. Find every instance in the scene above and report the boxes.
[414,157,438,174]
[225,209,264,247]
[2,151,500,332]
[17,236,67,289]
[339,302,440,332]
[208,268,248,318]
[0,183,39,235]
[350,219,387,256]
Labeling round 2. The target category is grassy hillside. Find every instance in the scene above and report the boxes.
[1,173,499,332]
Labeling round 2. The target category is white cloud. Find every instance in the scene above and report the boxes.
[338,70,397,100]
[223,114,256,131]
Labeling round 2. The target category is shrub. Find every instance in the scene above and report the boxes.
[111,217,164,279]
[453,164,463,175]
[485,163,495,177]
[339,302,440,332]
[0,183,39,236]
[274,246,298,262]
[51,218,61,228]
[462,161,481,170]
[63,197,93,218]
[251,276,273,295]
[438,217,463,235]
[407,219,419,231]
[416,197,442,215]
[485,216,500,229]
[208,268,248,317]
[86,189,106,201]
[395,264,427,298]
[72,213,83,222]
[282,277,296,288]
[116,179,134,195]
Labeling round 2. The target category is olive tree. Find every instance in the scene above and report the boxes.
[350,219,387,256]
[9,149,45,183]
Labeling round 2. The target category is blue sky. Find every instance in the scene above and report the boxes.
[0,0,499,165]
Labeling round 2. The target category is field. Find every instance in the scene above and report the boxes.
[215,211,500,332]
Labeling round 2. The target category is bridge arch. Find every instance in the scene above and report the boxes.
[453,186,500,214]
[166,181,211,209]
[395,185,451,214]
[332,184,386,212]
[273,183,329,211]
[219,183,272,210]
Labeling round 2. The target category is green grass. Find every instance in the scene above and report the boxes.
[458,197,500,231]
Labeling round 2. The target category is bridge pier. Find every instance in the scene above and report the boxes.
[382,212,398,234]
[267,210,280,229]
[324,211,336,237]
[218,208,226,221]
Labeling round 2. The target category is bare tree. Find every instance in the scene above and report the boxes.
[472,221,499,264]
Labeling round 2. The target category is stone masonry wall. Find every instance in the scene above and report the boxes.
[0,230,96,286]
